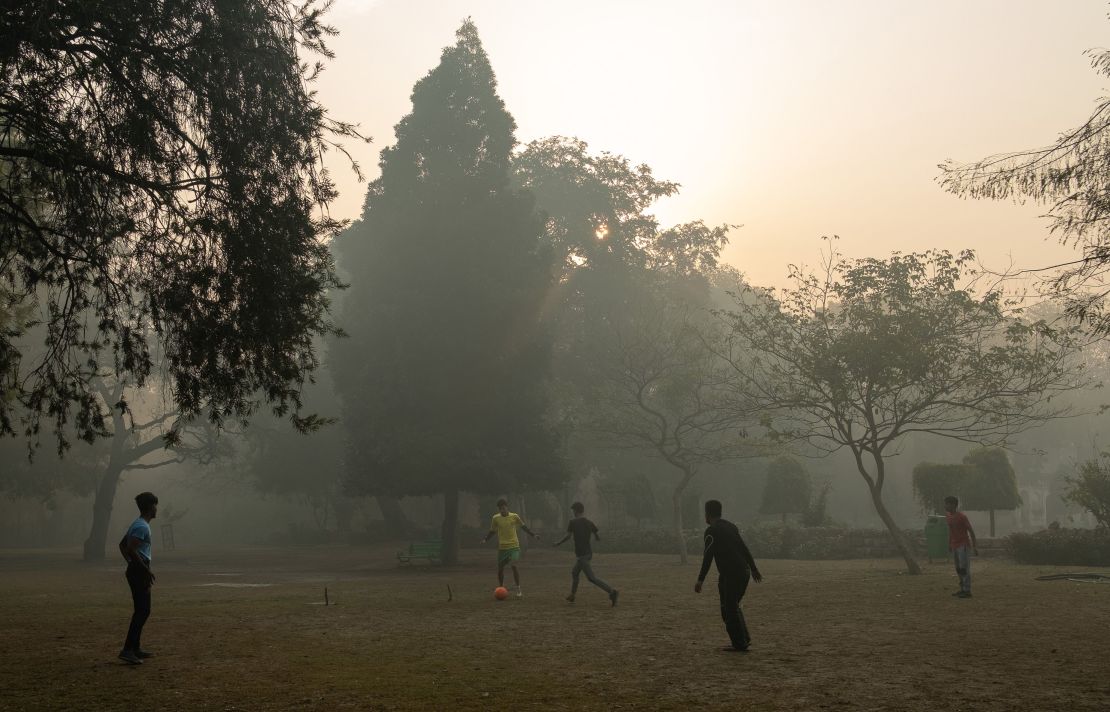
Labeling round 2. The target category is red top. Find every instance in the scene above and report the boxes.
[946,511,973,549]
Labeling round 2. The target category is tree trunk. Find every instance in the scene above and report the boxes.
[671,490,688,565]
[782,512,787,526]
[866,484,920,574]
[989,509,996,538]
[441,488,460,565]
[83,387,128,562]
[518,494,528,551]
[83,465,124,562]
[670,467,697,565]
[376,495,411,538]
[855,450,921,574]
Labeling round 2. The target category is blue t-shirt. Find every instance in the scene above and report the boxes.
[126,517,152,563]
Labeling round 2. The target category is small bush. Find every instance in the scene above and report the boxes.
[1006,528,1110,566]
[791,530,854,559]
[1065,458,1110,528]
[747,526,915,560]
[741,525,785,558]
[801,482,833,527]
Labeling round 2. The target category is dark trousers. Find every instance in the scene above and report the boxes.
[124,563,152,652]
[718,571,751,650]
[570,554,614,595]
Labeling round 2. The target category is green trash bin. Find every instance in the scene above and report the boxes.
[924,515,949,563]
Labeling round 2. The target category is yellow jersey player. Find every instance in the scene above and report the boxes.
[480,498,539,598]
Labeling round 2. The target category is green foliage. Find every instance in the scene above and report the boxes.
[720,244,1087,572]
[961,447,1021,513]
[912,449,1021,517]
[584,528,705,555]
[801,481,833,527]
[475,493,559,529]
[726,247,1083,454]
[577,275,755,467]
[742,525,922,560]
[513,136,678,274]
[595,525,920,560]
[515,136,747,560]
[912,462,974,514]
[331,21,564,499]
[759,456,811,517]
[0,436,103,501]
[243,370,344,510]
[522,492,561,527]
[514,136,732,280]
[247,414,342,503]
[0,287,34,407]
[1007,528,1110,566]
[1064,457,1110,528]
[940,34,1110,337]
[1,0,364,451]
[598,470,658,524]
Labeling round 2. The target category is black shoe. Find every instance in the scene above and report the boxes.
[956,591,972,598]
[565,594,575,603]
[720,645,750,652]
[118,650,142,665]
[135,649,155,659]
[610,590,619,607]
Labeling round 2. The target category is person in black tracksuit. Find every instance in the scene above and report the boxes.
[694,499,762,651]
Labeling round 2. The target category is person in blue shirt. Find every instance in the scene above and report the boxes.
[118,492,158,665]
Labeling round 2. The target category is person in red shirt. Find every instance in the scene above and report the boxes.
[944,496,979,598]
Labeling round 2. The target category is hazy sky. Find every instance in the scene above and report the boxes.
[316,0,1110,288]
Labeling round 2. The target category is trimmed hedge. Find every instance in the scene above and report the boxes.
[1006,528,1110,566]
[592,525,919,560]
[591,528,704,555]
[742,526,920,560]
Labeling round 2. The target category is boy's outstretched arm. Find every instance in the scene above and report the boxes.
[553,534,570,546]
[968,521,979,555]
[520,521,539,539]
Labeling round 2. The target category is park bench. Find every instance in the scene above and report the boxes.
[396,540,443,565]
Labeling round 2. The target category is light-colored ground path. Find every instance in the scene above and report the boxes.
[1,545,1108,711]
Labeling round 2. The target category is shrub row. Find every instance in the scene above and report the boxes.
[1006,528,1110,566]
[590,525,920,560]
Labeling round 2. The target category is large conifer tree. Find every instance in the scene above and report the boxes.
[330,21,563,562]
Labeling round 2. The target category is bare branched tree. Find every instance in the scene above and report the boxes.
[715,245,1087,574]
[579,275,766,563]
[81,373,228,561]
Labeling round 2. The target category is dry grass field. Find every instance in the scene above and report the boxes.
[2,544,1109,711]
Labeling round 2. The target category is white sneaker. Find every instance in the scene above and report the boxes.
[515,587,523,599]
